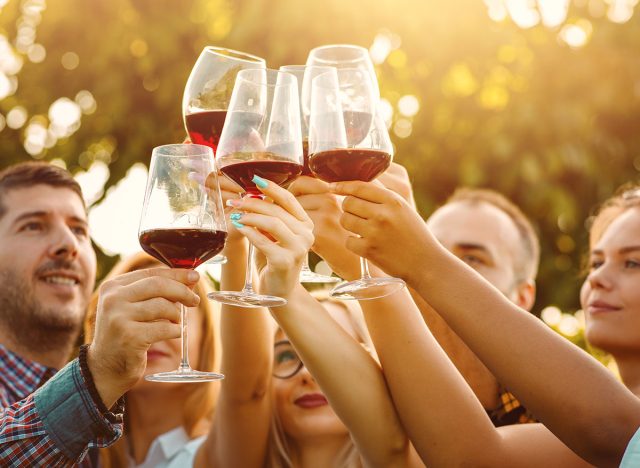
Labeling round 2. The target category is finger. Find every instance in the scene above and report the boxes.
[217,172,244,193]
[289,176,331,196]
[296,193,340,212]
[111,267,200,287]
[329,180,391,204]
[251,176,310,223]
[130,297,182,324]
[228,197,308,237]
[340,212,369,237]
[120,276,201,306]
[341,195,380,219]
[345,235,368,258]
[233,212,302,249]
[140,320,182,345]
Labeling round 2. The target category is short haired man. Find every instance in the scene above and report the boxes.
[0,162,199,465]
[423,187,540,425]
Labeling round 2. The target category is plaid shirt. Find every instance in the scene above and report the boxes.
[0,344,122,466]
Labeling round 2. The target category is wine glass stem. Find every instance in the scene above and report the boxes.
[179,302,191,372]
[300,254,313,274]
[360,257,372,280]
[242,242,257,294]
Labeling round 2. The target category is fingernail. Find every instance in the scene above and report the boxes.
[188,271,199,282]
[230,213,242,221]
[252,174,268,189]
[232,220,245,229]
[226,199,241,207]
[191,293,201,305]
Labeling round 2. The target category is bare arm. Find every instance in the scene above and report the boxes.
[334,181,640,467]
[272,285,415,468]
[196,177,273,468]
[360,286,590,467]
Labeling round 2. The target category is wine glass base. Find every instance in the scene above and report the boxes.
[330,276,405,301]
[208,291,288,308]
[145,369,224,383]
[299,269,341,284]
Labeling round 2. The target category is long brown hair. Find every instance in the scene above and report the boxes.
[265,294,369,468]
[84,252,220,467]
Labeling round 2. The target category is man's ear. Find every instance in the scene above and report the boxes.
[514,280,536,311]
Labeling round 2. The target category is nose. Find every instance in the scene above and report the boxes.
[48,223,79,260]
[297,365,316,384]
[587,262,613,291]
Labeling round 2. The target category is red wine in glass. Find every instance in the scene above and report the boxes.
[301,139,314,177]
[221,158,303,196]
[139,228,228,269]
[184,110,227,152]
[308,148,391,183]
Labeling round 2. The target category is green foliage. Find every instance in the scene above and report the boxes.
[1,0,639,315]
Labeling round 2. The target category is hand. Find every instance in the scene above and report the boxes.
[87,268,201,407]
[228,177,314,298]
[332,181,431,284]
[289,176,361,280]
[377,162,417,211]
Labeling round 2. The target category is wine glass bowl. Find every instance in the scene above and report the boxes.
[183,47,266,153]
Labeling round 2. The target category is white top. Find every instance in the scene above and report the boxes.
[621,426,640,468]
[128,426,205,468]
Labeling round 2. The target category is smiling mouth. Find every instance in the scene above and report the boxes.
[294,394,329,408]
[42,276,79,286]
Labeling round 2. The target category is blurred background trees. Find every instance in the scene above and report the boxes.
[1,0,639,329]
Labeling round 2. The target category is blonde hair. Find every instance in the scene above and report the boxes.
[83,252,221,468]
[588,184,640,249]
[265,292,369,468]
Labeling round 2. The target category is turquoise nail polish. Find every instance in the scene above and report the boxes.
[230,213,242,220]
[252,174,268,189]
[231,220,245,229]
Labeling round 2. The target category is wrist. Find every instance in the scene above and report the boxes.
[86,344,124,409]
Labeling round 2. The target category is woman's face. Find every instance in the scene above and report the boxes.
[581,207,640,354]
[272,302,360,440]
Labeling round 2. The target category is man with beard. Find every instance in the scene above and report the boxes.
[0,162,201,465]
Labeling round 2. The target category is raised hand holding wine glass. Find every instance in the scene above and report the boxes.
[308,70,405,300]
[208,68,303,308]
[138,143,227,382]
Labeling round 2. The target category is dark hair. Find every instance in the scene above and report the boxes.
[0,162,84,218]
[445,188,540,283]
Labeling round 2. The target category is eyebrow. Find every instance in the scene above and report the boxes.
[13,211,88,226]
[455,243,492,255]
[591,246,640,256]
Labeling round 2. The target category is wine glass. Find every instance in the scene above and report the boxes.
[139,144,227,382]
[183,47,265,266]
[308,71,405,300]
[280,64,341,284]
[306,44,378,99]
[208,68,303,308]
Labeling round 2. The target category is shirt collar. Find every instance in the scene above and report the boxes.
[0,343,57,401]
